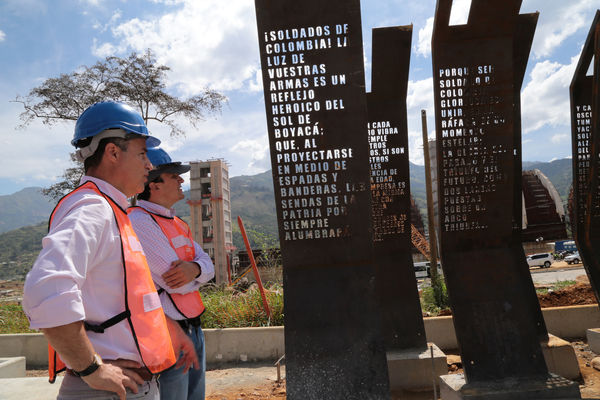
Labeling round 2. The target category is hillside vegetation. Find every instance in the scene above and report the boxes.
[0,223,47,280]
[524,159,571,201]
[0,188,54,234]
[0,159,573,280]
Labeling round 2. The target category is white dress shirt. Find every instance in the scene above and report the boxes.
[129,200,215,320]
[22,176,144,365]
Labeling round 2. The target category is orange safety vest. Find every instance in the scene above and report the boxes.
[47,181,176,383]
[128,206,206,319]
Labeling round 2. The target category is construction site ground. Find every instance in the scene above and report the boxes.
[15,264,600,398]
[205,342,600,399]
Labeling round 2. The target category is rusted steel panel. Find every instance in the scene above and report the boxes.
[571,11,600,303]
[253,0,390,398]
[432,0,549,382]
[367,26,427,351]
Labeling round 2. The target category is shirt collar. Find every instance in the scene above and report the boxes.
[137,199,176,218]
[79,176,130,210]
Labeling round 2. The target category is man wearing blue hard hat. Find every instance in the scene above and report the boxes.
[129,147,215,400]
[23,102,198,400]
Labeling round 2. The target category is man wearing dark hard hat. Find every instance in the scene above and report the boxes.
[129,147,214,400]
[23,102,198,400]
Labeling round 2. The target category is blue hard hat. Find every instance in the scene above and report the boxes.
[147,147,172,167]
[147,147,190,181]
[72,101,160,148]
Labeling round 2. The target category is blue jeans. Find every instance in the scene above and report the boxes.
[159,326,206,400]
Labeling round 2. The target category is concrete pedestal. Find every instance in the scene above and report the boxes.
[0,357,26,378]
[387,343,447,392]
[439,373,581,400]
[586,328,600,354]
[542,334,581,380]
[2,377,63,400]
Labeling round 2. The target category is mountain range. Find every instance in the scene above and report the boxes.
[0,158,572,280]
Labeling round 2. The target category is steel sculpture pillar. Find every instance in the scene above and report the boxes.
[254,1,390,399]
[367,26,428,351]
[571,11,600,302]
[368,25,448,393]
[432,1,580,397]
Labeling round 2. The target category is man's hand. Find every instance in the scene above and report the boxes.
[162,260,200,289]
[165,318,199,373]
[81,360,144,400]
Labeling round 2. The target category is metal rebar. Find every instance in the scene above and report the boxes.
[274,354,285,383]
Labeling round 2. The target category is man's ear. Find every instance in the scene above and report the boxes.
[103,142,121,164]
[149,181,160,192]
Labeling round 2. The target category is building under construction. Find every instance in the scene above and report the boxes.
[188,160,234,285]
[521,169,567,242]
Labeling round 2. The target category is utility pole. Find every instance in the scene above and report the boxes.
[421,109,442,301]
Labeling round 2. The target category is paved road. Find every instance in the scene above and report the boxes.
[530,265,586,284]
[418,262,587,287]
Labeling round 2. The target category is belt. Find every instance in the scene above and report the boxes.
[126,367,154,381]
[67,366,155,381]
[176,316,202,330]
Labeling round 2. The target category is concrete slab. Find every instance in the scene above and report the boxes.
[1,376,62,400]
[0,334,48,369]
[439,373,581,399]
[542,334,581,380]
[586,328,600,354]
[387,343,447,392]
[0,357,26,378]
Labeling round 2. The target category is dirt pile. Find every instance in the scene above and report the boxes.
[537,282,597,308]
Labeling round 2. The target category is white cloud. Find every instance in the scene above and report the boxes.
[407,77,433,112]
[0,104,74,183]
[247,68,263,93]
[550,133,569,144]
[448,0,471,26]
[91,10,122,33]
[414,1,596,60]
[93,0,259,95]
[231,137,270,173]
[406,77,435,165]
[0,30,5,42]
[521,0,597,58]
[521,56,578,133]
[415,0,471,58]
[154,107,270,176]
[92,39,116,58]
[415,17,433,58]
[148,0,185,4]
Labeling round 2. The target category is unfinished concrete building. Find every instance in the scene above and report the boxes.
[521,169,567,242]
[189,160,234,285]
[428,138,566,249]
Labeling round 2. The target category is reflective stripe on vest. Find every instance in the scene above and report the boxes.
[128,206,205,319]
[47,182,176,383]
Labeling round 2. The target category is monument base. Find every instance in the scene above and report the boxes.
[586,328,600,354]
[542,334,581,380]
[439,373,581,400]
[387,343,447,392]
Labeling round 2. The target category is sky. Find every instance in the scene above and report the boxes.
[0,0,597,195]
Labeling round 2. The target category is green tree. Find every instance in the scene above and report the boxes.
[13,49,226,200]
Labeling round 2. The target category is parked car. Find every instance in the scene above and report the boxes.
[414,262,429,279]
[413,261,443,279]
[565,252,581,265]
[526,253,553,268]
